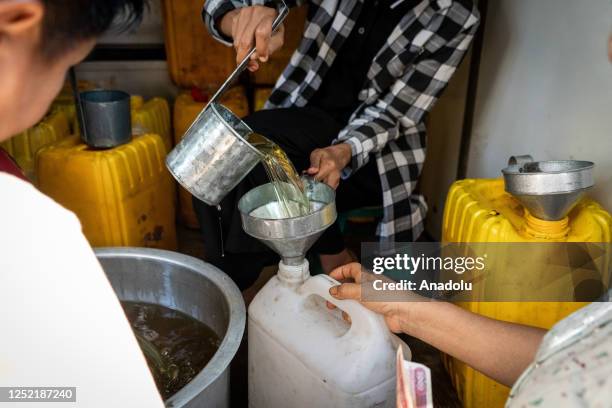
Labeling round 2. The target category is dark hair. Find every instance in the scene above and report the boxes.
[41,0,146,57]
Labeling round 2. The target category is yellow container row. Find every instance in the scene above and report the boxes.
[1,93,177,251]
[132,97,172,152]
[441,178,612,408]
[0,109,72,180]
[37,134,177,250]
[2,94,172,183]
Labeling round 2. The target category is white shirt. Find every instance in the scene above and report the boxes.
[0,173,163,407]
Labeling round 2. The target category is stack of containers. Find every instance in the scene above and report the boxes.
[0,109,72,181]
[132,97,172,152]
[37,133,177,250]
[36,92,177,250]
[441,172,612,408]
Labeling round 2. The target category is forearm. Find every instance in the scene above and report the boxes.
[405,302,545,387]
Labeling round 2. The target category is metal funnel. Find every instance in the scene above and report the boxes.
[238,179,337,266]
[502,155,594,221]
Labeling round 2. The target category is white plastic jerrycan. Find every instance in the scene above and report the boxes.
[248,261,410,408]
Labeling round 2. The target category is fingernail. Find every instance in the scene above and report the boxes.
[329,286,338,296]
[259,55,268,62]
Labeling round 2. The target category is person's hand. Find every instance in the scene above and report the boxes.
[329,264,546,388]
[219,6,285,72]
[306,144,352,189]
[327,262,420,333]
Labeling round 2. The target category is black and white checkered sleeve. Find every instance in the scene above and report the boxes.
[202,0,304,46]
[333,2,480,176]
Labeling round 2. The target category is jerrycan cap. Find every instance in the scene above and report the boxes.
[502,155,594,221]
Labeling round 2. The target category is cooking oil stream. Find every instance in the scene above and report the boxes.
[248,133,310,218]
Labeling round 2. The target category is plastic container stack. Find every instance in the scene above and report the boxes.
[132,97,172,152]
[37,133,177,250]
[0,109,72,180]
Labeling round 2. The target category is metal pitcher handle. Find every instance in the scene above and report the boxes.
[508,155,534,167]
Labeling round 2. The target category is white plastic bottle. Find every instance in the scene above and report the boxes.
[248,260,410,408]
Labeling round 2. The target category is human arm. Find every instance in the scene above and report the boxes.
[328,263,545,387]
[306,143,352,189]
[202,0,303,71]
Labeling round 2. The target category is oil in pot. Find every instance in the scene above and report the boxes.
[121,301,220,400]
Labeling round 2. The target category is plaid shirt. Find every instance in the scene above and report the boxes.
[203,0,480,241]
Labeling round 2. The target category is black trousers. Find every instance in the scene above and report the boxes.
[193,106,382,290]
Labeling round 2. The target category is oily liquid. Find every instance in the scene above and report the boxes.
[248,133,310,218]
[122,301,220,400]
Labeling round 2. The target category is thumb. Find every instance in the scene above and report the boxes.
[329,282,360,301]
[308,149,323,174]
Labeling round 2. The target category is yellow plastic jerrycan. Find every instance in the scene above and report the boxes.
[254,88,273,112]
[1,110,71,180]
[132,97,172,152]
[173,86,249,229]
[37,134,177,250]
[441,177,612,408]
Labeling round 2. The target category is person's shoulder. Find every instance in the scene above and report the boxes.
[0,173,81,230]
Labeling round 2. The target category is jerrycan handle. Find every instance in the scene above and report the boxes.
[508,155,534,166]
[299,274,390,338]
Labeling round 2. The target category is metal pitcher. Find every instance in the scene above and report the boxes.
[79,90,132,149]
[166,103,262,206]
[165,2,289,206]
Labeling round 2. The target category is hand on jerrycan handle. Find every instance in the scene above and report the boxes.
[299,274,392,338]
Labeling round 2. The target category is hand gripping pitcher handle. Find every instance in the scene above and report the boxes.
[299,275,390,337]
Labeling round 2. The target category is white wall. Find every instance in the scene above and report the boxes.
[467,0,612,210]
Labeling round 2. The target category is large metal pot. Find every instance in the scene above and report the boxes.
[95,247,245,408]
